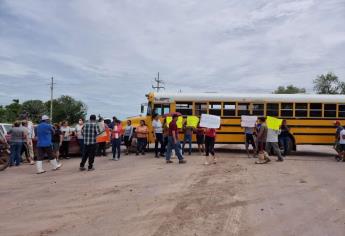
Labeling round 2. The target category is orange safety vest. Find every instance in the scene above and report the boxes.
[97,127,110,143]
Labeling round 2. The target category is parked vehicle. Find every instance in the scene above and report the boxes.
[0,127,10,171]
[0,123,12,135]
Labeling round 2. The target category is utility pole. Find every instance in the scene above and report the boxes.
[152,72,165,92]
[50,77,56,121]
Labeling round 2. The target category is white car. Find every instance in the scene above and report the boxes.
[0,123,12,136]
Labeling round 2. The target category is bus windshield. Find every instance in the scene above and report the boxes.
[140,103,148,116]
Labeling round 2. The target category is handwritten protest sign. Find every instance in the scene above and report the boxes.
[186,116,199,128]
[200,114,221,129]
[241,115,258,128]
[266,116,283,131]
[166,116,183,128]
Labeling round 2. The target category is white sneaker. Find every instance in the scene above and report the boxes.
[115,157,119,161]
[204,162,209,165]
[50,159,62,170]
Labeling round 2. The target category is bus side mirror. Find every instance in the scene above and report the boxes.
[141,104,144,114]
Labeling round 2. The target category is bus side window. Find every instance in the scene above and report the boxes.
[338,104,345,117]
[280,103,293,117]
[195,103,207,116]
[209,102,222,116]
[324,104,336,117]
[238,103,250,116]
[309,103,322,117]
[295,103,308,117]
[266,103,279,116]
[253,104,264,116]
[176,102,193,116]
[223,103,236,116]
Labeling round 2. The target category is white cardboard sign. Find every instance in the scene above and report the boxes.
[200,114,221,129]
[241,115,257,128]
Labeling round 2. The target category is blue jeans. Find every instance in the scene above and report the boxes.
[166,136,184,161]
[10,142,22,166]
[111,138,121,158]
[182,134,192,154]
[279,136,289,155]
[78,139,84,157]
[137,138,147,154]
[154,133,164,156]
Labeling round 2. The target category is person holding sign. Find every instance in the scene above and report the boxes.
[266,129,284,162]
[256,117,271,164]
[204,128,217,165]
[166,114,186,164]
[200,114,221,129]
[241,115,257,158]
[244,127,256,158]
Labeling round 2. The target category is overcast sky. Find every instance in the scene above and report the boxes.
[0,0,344,119]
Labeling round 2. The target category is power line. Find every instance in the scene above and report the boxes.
[152,72,165,92]
[49,77,56,121]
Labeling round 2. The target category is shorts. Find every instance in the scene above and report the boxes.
[37,146,55,161]
[52,142,60,152]
[124,136,132,147]
[196,135,205,145]
[245,134,256,148]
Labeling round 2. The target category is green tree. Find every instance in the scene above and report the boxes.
[21,100,47,123]
[46,95,87,124]
[4,99,22,122]
[273,85,306,94]
[0,105,7,122]
[313,72,344,94]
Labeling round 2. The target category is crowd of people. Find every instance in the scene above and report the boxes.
[5,112,344,173]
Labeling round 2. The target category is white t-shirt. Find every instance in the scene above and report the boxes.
[75,124,83,139]
[61,126,72,141]
[339,129,345,144]
[266,129,280,143]
[152,120,163,134]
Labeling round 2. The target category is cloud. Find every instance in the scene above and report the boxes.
[0,0,344,119]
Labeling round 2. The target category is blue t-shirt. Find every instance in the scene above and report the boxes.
[36,122,54,147]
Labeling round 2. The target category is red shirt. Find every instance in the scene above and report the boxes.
[169,120,178,138]
[205,128,216,138]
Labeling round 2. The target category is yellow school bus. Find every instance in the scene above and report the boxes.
[125,92,345,153]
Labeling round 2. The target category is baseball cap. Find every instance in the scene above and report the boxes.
[41,115,50,120]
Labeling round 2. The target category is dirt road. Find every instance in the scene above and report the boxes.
[1,145,345,236]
